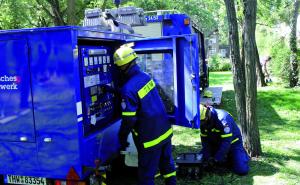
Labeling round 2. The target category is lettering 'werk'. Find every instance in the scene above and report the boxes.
[0,83,18,90]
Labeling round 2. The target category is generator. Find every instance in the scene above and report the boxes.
[0,22,201,184]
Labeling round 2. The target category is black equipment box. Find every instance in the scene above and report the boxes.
[176,153,203,179]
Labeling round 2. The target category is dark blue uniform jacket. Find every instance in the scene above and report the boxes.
[119,64,173,152]
[200,107,243,162]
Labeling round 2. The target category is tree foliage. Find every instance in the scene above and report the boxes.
[289,0,299,87]
[0,0,35,29]
[256,0,300,86]
[0,0,116,28]
[0,0,229,44]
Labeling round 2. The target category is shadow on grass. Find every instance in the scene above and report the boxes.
[172,144,278,185]
[109,88,299,185]
[218,90,300,137]
[107,145,280,185]
[263,150,300,165]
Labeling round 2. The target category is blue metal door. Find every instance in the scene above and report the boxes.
[127,35,200,128]
[0,39,36,142]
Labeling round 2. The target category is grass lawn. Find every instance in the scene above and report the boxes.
[168,71,300,185]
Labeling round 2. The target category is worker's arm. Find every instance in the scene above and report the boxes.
[101,84,121,95]
[201,136,212,160]
[200,128,212,160]
[118,92,138,150]
[214,117,234,162]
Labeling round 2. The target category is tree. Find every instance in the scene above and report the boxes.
[256,44,267,87]
[289,0,299,87]
[223,0,247,152]
[224,0,262,156]
[0,0,34,29]
[242,0,262,156]
[67,0,76,25]
[239,0,266,87]
[36,0,66,26]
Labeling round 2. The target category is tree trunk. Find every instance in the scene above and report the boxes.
[37,0,66,26]
[67,0,76,25]
[289,0,299,87]
[224,0,247,138]
[255,43,267,87]
[47,0,65,26]
[242,0,262,156]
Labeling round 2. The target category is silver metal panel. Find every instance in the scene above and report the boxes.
[133,23,162,37]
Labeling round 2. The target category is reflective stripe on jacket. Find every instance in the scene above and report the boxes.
[119,64,172,151]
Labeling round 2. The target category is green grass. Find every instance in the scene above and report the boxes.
[168,71,300,185]
[208,71,233,86]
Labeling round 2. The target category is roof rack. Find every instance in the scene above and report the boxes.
[106,6,146,26]
[144,10,180,15]
[83,7,146,33]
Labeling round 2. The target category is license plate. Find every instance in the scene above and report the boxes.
[5,175,47,185]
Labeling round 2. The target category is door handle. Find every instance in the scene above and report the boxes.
[20,137,28,142]
[190,73,197,89]
[43,138,52,143]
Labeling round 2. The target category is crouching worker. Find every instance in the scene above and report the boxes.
[199,104,250,175]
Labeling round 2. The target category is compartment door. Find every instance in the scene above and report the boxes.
[126,35,200,128]
[0,39,36,142]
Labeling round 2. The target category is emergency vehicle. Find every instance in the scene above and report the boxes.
[0,5,206,185]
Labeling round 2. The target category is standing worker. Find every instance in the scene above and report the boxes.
[113,45,176,185]
[199,104,250,175]
[260,56,272,83]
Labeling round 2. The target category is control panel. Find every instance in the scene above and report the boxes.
[79,46,119,135]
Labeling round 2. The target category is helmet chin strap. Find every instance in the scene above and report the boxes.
[120,61,135,75]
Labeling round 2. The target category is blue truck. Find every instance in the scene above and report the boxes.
[0,7,206,185]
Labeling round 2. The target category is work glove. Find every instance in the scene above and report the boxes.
[119,140,129,151]
[208,157,217,167]
[202,157,216,172]
[101,84,113,93]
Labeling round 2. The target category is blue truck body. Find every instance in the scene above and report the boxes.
[0,23,201,183]
[136,13,208,89]
[0,27,127,181]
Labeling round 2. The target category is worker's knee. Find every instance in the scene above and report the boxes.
[233,166,249,175]
[164,176,176,185]
[232,162,249,175]
[230,146,250,175]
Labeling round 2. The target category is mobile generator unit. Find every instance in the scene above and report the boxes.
[130,9,222,105]
[134,10,208,90]
[0,10,203,185]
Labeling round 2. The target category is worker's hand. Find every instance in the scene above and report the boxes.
[208,157,217,167]
[119,140,129,151]
[101,84,120,95]
[202,158,215,172]
[101,84,113,93]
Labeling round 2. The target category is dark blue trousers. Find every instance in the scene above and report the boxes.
[201,143,250,175]
[228,144,250,175]
[138,141,176,185]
